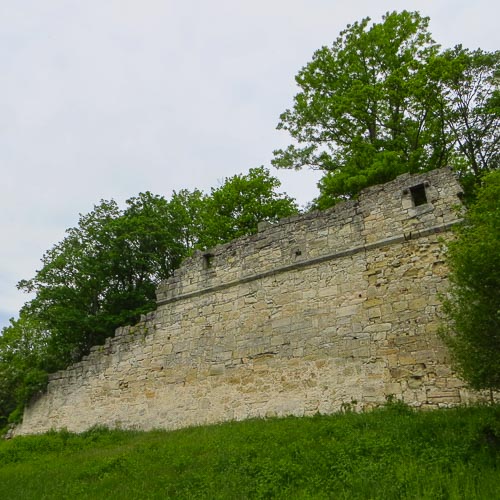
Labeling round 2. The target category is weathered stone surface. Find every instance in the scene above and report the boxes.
[14,168,492,436]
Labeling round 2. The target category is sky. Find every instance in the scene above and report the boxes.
[1,1,499,330]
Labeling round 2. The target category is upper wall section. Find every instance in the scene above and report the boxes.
[156,168,463,305]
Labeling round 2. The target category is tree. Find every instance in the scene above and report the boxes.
[273,11,499,208]
[16,168,296,363]
[199,167,298,249]
[0,312,54,426]
[17,195,182,363]
[168,188,207,251]
[440,171,500,397]
[437,46,500,194]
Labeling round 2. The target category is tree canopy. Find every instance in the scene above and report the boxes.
[199,167,298,249]
[0,313,53,428]
[273,10,499,208]
[440,170,500,396]
[17,195,176,364]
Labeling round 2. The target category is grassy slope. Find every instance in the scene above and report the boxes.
[0,404,499,499]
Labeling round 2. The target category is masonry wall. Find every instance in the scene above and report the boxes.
[15,168,479,435]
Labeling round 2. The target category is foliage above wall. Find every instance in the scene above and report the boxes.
[272,10,499,208]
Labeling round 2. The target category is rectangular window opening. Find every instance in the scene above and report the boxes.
[410,184,428,207]
[203,253,214,270]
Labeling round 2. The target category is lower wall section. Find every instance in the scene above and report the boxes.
[15,234,481,435]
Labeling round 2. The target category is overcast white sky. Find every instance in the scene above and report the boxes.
[1,1,499,330]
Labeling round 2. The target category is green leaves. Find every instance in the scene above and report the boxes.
[16,168,295,361]
[441,171,500,393]
[273,10,499,207]
[199,167,298,249]
[18,196,176,362]
[0,313,54,426]
[438,46,500,180]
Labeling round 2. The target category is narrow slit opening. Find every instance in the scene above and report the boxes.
[203,253,214,270]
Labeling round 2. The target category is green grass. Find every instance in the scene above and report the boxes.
[0,403,499,499]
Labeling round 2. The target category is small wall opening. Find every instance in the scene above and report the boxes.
[410,184,428,207]
[203,253,214,270]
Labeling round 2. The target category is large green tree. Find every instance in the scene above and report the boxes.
[437,46,500,191]
[17,195,181,363]
[440,171,500,397]
[199,167,298,249]
[273,11,499,208]
[0,312,54,427]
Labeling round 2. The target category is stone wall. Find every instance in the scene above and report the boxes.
[15,168,479,435]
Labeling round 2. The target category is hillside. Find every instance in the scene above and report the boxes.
[1,404,499,499]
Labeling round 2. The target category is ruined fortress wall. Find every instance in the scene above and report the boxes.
[15,168,476,435]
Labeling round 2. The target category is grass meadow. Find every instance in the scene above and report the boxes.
[0,403,498,499]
